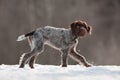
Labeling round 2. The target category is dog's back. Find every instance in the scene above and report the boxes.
[36,26,74,50]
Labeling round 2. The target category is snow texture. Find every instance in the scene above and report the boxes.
[0,64,120,80]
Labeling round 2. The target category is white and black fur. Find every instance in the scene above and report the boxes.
[17,20,92,68]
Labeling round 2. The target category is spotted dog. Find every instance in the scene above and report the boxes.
[17,20,92,68]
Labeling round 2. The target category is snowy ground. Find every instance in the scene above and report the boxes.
[0,64,120,80]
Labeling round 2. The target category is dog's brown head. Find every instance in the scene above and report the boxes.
[70,20,92,38]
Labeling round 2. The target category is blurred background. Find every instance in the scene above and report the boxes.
[0,0,120,65]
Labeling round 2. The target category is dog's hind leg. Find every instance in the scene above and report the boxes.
[19,31,44,68]
[28,55,38,68]
[28,44,44,68]
[28,48,43,69]
[19,49,37,68]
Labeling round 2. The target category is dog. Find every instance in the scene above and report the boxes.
[17,20,92,68]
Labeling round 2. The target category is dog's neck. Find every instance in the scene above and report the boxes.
[69,30,79,41]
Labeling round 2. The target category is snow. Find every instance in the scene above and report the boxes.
[0,64,120,80]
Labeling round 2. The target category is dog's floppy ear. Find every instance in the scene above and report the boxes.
[70,21,78,36]
[87,25,92,35]
[82,21,92,35]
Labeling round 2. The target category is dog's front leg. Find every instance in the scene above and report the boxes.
[61,48,69,67]
[69,48,92,67]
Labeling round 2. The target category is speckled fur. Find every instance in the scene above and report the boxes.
[17,20,92,68]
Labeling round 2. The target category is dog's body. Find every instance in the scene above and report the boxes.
[17,20,92,68]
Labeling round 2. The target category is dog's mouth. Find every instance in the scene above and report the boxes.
[79,27,87,37]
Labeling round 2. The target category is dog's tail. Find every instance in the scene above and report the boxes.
[17,31,35,41]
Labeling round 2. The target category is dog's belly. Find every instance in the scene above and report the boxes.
[45,41,61,50]
[44,39,66,50]
[44,38,74,51]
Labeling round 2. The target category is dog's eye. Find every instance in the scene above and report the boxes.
[80,27,85,30]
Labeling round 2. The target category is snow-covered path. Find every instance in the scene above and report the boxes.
[0,64,120,80]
